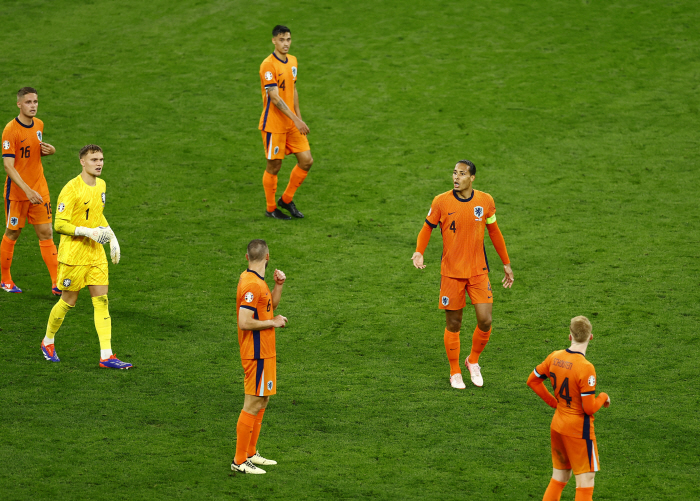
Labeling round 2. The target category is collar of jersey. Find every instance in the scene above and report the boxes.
[452,189,474,202]
[15,117,34,129]
[272,52,288,64]
[565,348,586,357]
[246,269,265,280]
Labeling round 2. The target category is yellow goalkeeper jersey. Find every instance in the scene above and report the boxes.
[55,175,109,266]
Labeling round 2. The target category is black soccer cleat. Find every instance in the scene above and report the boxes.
[265,208,291,220]
[277,197,304,218]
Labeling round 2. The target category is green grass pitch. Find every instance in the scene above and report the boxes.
[0,0,698,499]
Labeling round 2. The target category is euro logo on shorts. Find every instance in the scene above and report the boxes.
[441,296,449,306]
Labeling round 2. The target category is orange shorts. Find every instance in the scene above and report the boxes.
[4,194,52,230]
[551,429,600,475]
[261,129,310,160]
[439,274,492,310]
[242,356,277,396]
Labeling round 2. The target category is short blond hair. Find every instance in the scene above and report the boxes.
[570,316,592,342]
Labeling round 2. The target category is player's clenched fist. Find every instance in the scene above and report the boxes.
[274,269,286,285]
[272,315,288,328]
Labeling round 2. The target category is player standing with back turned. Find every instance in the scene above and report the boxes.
[412,160,514,389]
[2,87,59,294]
[527,316,610,501]
[258,25,313,220]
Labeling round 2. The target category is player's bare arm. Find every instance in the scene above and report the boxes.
[293,87,302,121]
[3,157,43,204]
[238,306,288,329]
[411,252,426,269]
[266,86,309,135]
[39,142,55,156]
[271,269,286,308]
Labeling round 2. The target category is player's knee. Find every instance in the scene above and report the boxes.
[300,156,313,171]
[266,160,282,175]
[4,228,20,240]
[478,317,492,331]
[36,228,52,240]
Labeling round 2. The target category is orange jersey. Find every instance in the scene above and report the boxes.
[2,117,48,201]
[236,269,276,360]
[424,189,497,279]
[258,52,298,133]
[534,349,600,439]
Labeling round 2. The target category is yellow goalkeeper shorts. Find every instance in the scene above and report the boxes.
[57,262,109,291]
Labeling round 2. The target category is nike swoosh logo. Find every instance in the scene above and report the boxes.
[278,73,284,76]
[448,212,456,215]
[21,139,26,143]
[84,201,90,204]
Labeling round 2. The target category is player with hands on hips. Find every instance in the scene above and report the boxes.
[412,159,513,389]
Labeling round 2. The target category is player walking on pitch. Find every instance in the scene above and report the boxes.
[232,239,287,474]
[2,87,59,294]
[41,145,130,369]
[412,160,514,389]
[527,316,610,501]
[258,25,313,220]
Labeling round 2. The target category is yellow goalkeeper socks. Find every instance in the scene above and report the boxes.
[92,295,112,358]
[45,298,74,344]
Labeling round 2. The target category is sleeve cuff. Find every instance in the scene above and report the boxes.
[264,83,278,88]
[240,305,256,312]
[2,154,15,158]
[425,219,437,229]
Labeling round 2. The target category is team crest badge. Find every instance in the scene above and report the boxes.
[57,203,65,212]
[292,66,297,78]
[10,217,18,227]
[588,375,596,386]
[264,71,273,81]
[274,146,279,155]
[2,140,9,150]
[62,279,71,287]
[474,206,484,218]
[244,292,254,303]
[36,131,42,141]
[441,296,449,306]
[267,380,273,391]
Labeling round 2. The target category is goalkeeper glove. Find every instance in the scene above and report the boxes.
[110,235,120,264]
[75,226,111,244]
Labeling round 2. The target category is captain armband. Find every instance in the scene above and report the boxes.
[486,214,497,225]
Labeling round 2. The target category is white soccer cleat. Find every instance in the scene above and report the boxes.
[465,357,484,387]
[248,451,277,465]
[231,459,266,474]
[450,373,466,389]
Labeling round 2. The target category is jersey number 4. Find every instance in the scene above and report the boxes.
[449,221,456,233]
[550,372,573,407]
[279,80,286,91]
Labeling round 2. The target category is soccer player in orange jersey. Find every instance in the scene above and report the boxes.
[2,87,58,294]
[527,316,611,501]
[412,160,514,389]
[231,239,288,474]
[258,25,313,220]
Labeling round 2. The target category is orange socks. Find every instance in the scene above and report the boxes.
[1,236,16,284]
[444,329,461,375]
[543,478,567,500]
[39,238,58,284]
[247,408,266,458]
[262,171,278,212]
[234,410,257,465]
[575,487,594,501]
[281,165,308,204]
[468,325,492,364]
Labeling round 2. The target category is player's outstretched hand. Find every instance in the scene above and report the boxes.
[274,269,286,285]
[604,395,611,408]
[40,142,56,156]
[411,252,426,269]
[502,264,514,288]
[272,315,288,328]
[75,226,112,244]
[110,236,121,264]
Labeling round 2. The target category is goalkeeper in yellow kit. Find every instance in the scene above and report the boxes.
[41,144,131,369]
